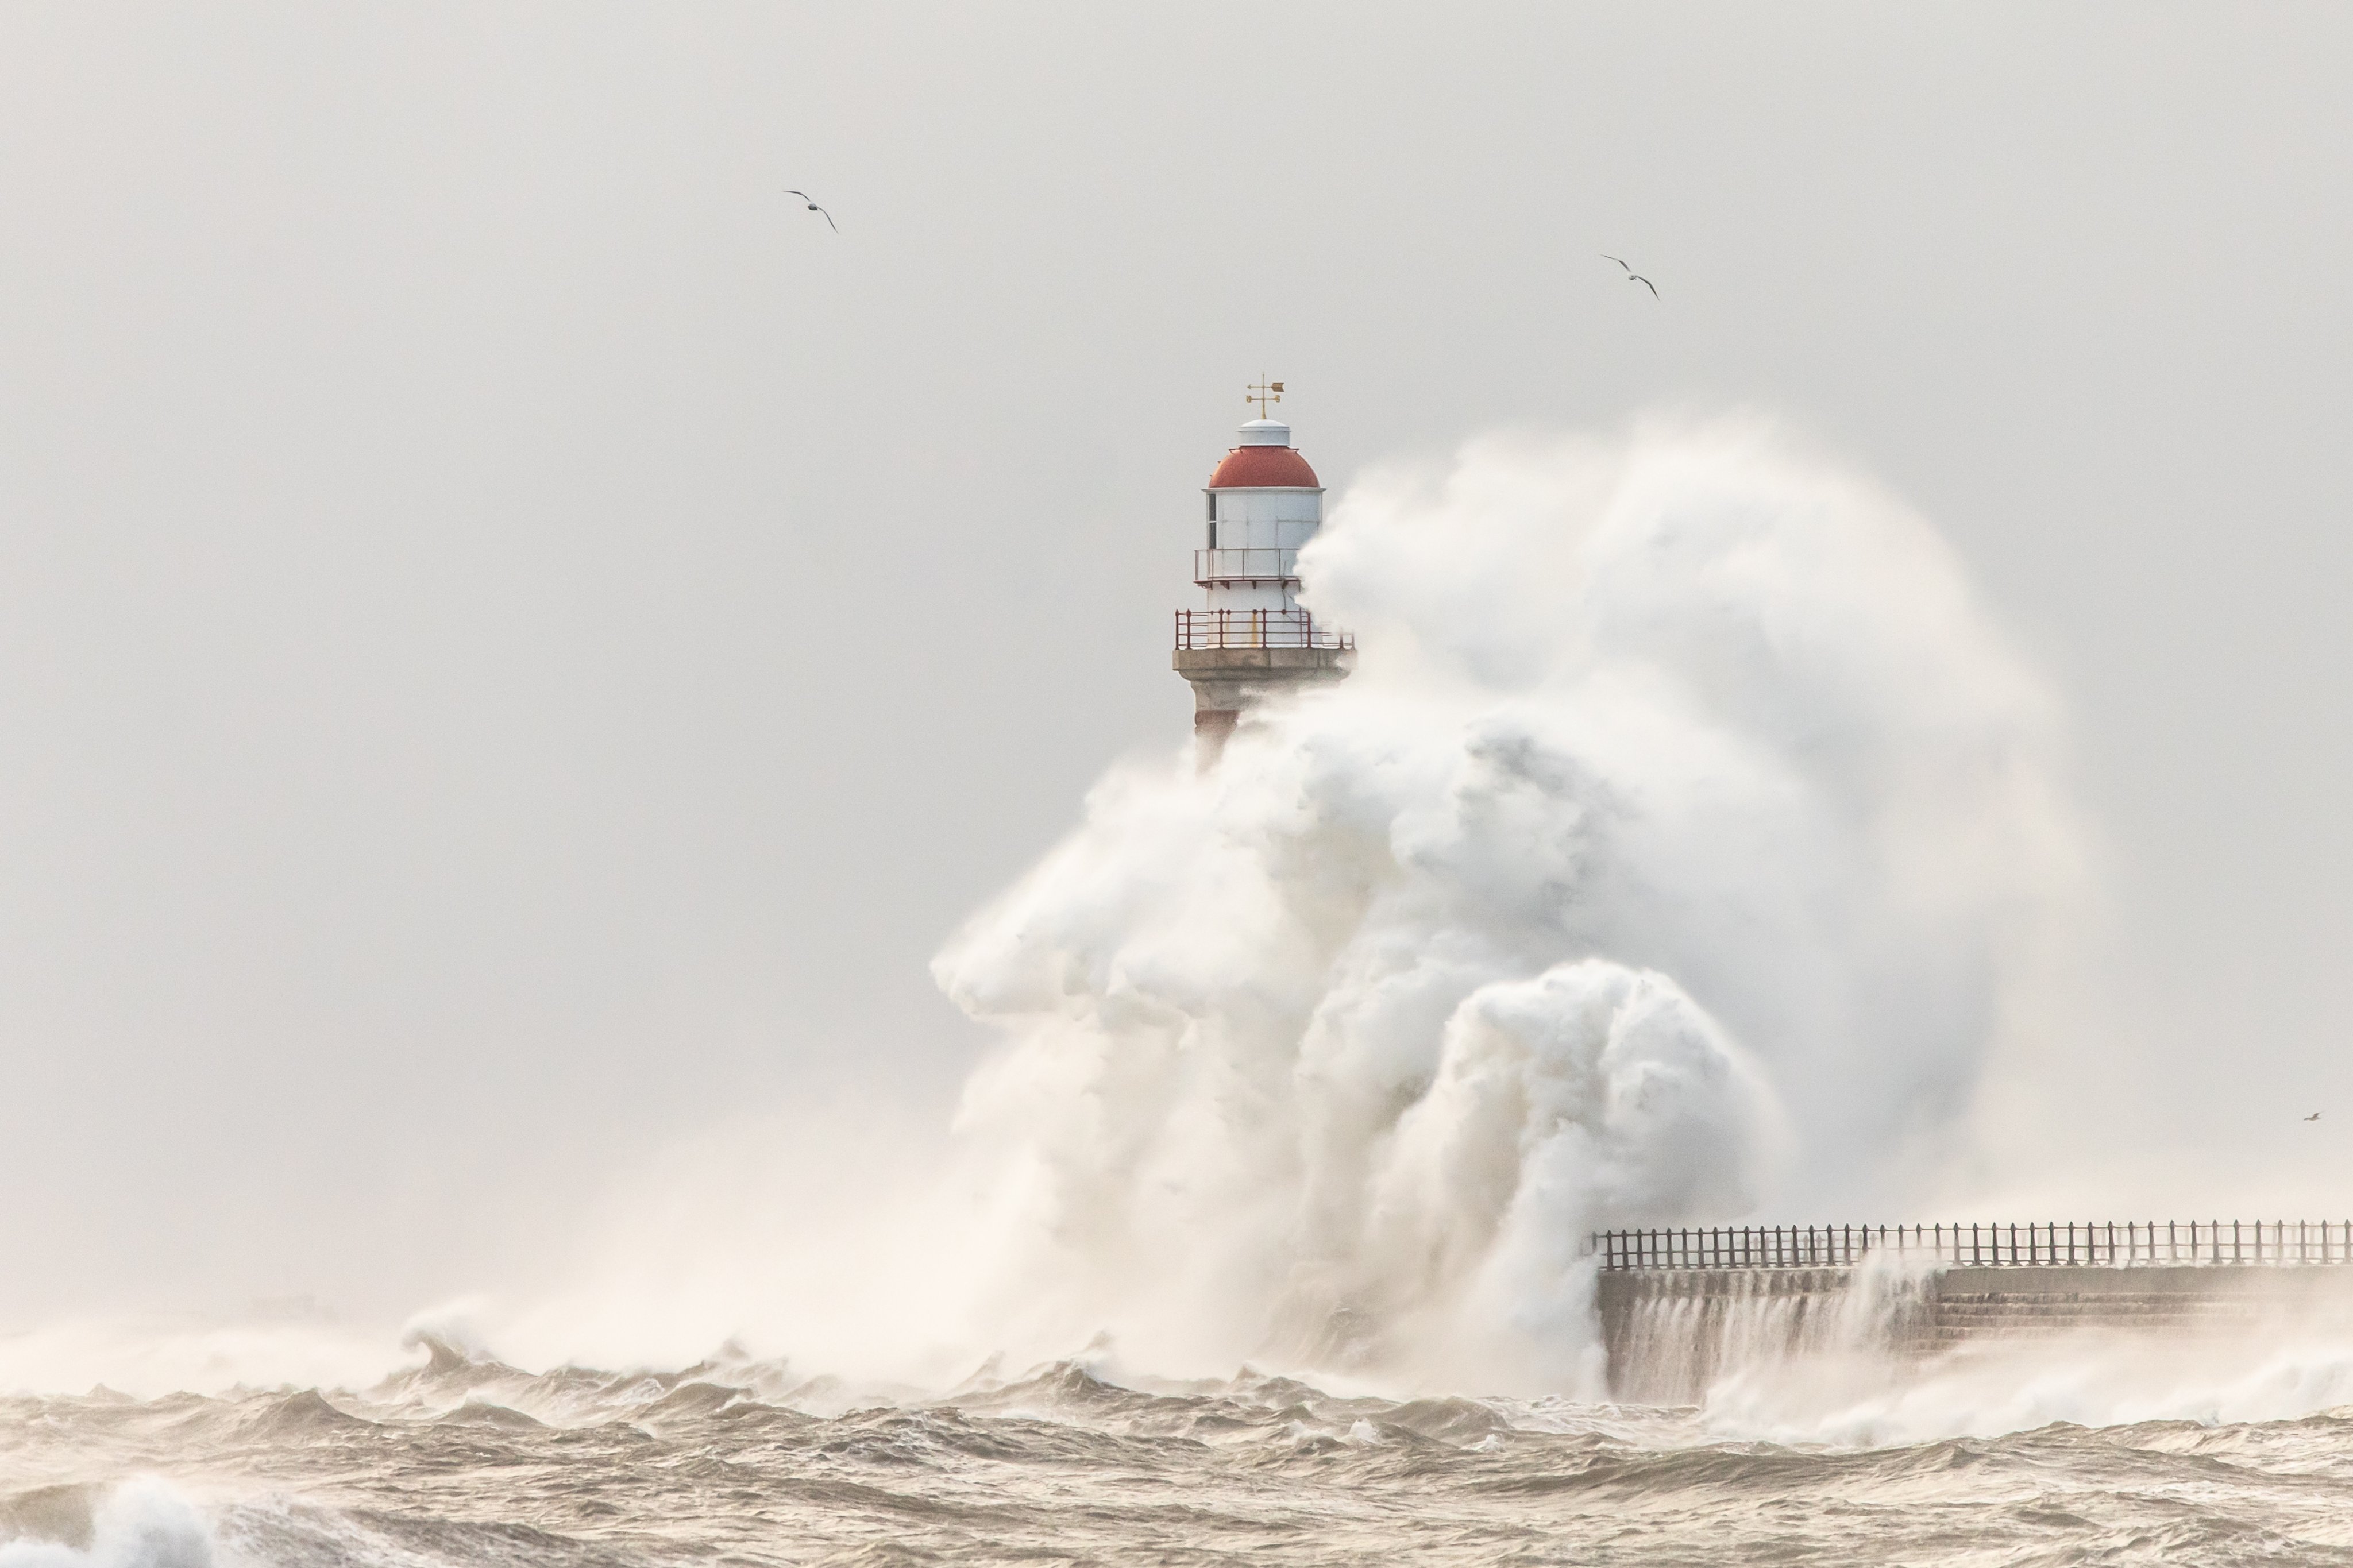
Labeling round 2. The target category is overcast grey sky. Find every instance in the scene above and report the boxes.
[2,3,2350,1323]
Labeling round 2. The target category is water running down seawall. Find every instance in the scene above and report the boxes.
[1598,1221,2353,1401]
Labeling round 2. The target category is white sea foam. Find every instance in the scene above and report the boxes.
[1702,1325,2353,1447]
[0,1481,212,1568]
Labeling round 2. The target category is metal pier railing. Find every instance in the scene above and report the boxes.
[1592,1221,2353,1271]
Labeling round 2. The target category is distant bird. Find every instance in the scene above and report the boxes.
[2309,1111,2324,1121]
[1603,254,1659,299]
[785,190,838,232]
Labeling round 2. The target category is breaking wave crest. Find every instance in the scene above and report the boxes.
[929,419,2080,1392]
[0,1481,211,1568]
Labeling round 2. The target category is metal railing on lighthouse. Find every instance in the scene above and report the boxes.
[1174,609,1353,651]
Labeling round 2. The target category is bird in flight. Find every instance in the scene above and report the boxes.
[786,190,838,232]
[1603,255,1658,299]
[2308,1111,2323,1121]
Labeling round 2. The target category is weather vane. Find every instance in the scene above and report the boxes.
[1246,375,1285,418]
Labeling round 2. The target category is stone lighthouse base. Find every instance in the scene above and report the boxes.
[1174,645,1353,761]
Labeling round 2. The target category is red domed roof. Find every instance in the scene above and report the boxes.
[1208,445,1320,489]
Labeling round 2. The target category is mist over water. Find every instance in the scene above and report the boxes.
[5,419,2084,1401]
[28,423,2353,1566]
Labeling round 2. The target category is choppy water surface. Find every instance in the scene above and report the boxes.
[11,1342,2353,1567]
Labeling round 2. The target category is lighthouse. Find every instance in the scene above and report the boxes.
[1173,380,1354,760]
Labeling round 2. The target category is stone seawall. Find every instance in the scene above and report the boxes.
[1598,1265,2353,1401]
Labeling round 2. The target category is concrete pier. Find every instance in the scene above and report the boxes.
[1174,643,1351,754]
[1594,1222,2353,1401]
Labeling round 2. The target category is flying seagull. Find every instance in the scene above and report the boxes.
[786,190,838,232]
[1603,254,1658,298]
[2309,1111,2324,1121]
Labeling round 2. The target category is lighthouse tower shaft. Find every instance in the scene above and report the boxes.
[1174,415,1352,759]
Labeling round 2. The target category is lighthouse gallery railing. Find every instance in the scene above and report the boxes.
[1175,609,1353,651]
[1592,1221,2353,1270]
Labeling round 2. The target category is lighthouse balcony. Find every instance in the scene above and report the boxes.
[1174,608,1353,651]
[1193,547,1301,587]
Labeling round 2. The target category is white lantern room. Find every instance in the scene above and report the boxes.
[1197,418,1325,620]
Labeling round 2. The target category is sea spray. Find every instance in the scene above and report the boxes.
[932,418,2080,1393]
[0,1481,213,1568]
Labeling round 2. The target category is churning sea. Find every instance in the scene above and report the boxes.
[10,1334,2353,1567]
